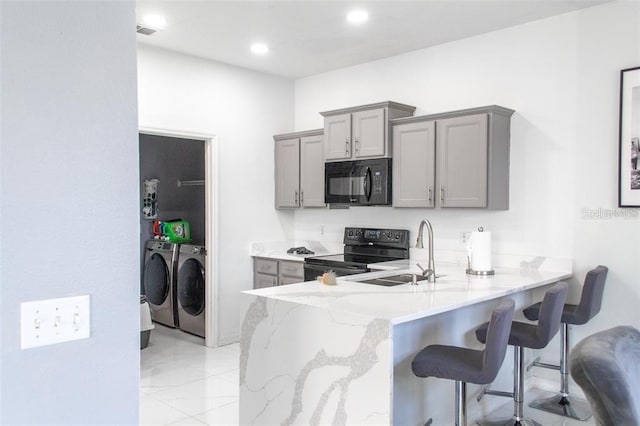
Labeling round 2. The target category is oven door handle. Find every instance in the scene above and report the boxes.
[363,167,372,201]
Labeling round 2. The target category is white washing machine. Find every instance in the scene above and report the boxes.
[143,240,179,328]
[176,244,206,338]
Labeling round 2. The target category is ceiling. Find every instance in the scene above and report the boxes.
[135,0,609,79]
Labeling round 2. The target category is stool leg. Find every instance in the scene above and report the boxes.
[476,347,542,426]
[528,324,593,420]
[455,380,467,426]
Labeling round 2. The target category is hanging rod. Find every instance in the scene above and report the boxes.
[177,179,205,187]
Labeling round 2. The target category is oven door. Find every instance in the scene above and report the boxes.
[325,161,354,204]
[303,262,368,281]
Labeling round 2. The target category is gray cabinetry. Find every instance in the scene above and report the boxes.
[274,129,324,209]
[391,105,514,210]
[321,101,415,162]
[274,137,300,208]
[392,120,436,207]
[253,257,305,289]
[300,134,325,207]
[437,114,488,208]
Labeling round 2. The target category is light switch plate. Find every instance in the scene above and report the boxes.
[21,295,90,349]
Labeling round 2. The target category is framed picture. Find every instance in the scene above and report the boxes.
[618,66,640,207]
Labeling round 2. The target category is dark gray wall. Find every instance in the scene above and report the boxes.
[139,134,206,246]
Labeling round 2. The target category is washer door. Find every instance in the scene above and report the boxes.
[144,253,170,306]
[178,258,205,316]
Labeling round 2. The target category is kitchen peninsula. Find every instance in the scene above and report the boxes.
[239,260,571,425]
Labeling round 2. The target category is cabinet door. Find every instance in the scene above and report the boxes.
[275,138,300,208]
[300,134,325,207]
[393,120,436,207]
[436,114,488,208]
[352,108,385,158]
[254,272,277,289]
[324,113,351,160]
[278,260,304,279]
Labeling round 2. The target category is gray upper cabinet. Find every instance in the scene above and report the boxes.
[391,105,514,210]
[274,137,300,208]
[300,133,325,207]
[437,114,488,208]
[393,120,436,207]
[274,129,325,209]
[321,101,416,162]
[324,113,351,160]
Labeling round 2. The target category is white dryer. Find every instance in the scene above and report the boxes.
[143,240,179,328]
[176,244,206,338]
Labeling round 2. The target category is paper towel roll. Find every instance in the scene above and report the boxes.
[470,231,492,271]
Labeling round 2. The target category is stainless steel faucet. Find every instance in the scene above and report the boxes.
[416,219,436,282]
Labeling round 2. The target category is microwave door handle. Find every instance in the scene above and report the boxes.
[364,167,372,201]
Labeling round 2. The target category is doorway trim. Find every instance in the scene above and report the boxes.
[139,126,219,348]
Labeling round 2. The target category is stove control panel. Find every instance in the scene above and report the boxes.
[344,227,409,248]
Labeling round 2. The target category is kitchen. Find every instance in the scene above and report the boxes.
[3,1,640,425]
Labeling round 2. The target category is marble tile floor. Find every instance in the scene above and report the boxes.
[140,325,239,425]
[141,325,596,426]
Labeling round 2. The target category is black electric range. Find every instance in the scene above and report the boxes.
[303,227,410,281]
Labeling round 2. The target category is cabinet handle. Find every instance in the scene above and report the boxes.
[355,138,359,153]
[261,265,271,270]
[428,187,432,203]
[345,139,350,155]
[295,190,299,205]
[440,186,445,204]
[273,277,278,286]
[285,267,297,272]
[301,190,304,205]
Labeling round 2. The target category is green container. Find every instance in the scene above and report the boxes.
[162,220,191,242]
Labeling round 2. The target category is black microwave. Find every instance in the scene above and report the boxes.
[325,158,392,206]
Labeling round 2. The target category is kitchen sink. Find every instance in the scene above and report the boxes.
[360,273,445,286]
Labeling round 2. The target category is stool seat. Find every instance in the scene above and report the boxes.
[476,321,555,350]
[411,299,515,426]
[413,346,486,384]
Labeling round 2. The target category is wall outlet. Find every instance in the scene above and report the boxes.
[20,295,90,349]
[320,225,325,236]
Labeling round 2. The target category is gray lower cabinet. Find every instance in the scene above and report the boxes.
[253,257,305,289]
[392,105,514,210]
[274,129,324,209]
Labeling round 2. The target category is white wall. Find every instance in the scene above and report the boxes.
[294,1,640,342]
[137,45,295,343]
[1,1,140,423]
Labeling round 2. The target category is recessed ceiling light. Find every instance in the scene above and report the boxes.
[141,14,167,30]
[347,10,368,24]
[250,43,270,55]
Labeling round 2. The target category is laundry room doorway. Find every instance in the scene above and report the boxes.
[138,127,218,347]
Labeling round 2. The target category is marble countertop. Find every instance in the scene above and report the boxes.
[244,262,572,325]
[249,240,342,262]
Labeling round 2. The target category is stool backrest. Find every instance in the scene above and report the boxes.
[482,299,515,381]
[572,265,608,325]
[535,282,568,346]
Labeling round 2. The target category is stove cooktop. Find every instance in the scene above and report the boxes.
[304,253,400,267]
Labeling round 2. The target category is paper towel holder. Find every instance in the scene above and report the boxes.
[466,227,495,276]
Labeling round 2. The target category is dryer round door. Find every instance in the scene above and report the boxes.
[144,253,170,306]
[178,258,205,316]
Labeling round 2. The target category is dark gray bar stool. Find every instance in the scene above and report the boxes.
[522,265,608,420]
[475,282,568,426]
[411,299,515,426]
